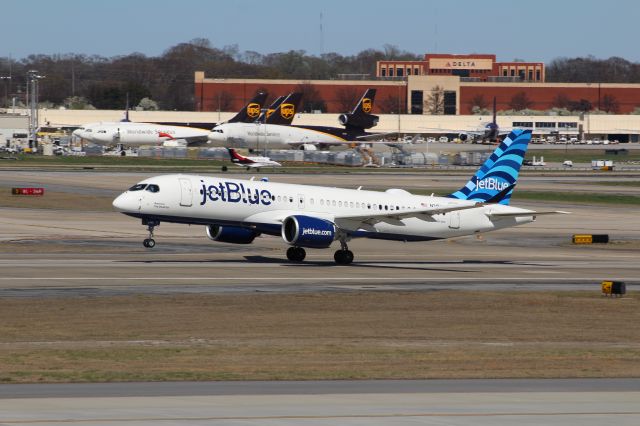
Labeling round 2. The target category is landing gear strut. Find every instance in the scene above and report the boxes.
[142,219,159,248]
[334,239,354,265]
[286,246,306,262]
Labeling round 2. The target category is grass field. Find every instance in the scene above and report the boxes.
[525,148,640,163]
[0,291,638,383]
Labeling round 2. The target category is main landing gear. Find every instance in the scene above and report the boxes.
[334,239,354,265]
[142,219,160,248]
[286,241,354,265]
[286,246,306,262]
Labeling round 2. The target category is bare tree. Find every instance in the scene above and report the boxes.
[296,82,326,112]
[509,91,533,111]
[601,94,619,113]
[552,93,571,109]
[378,94,399,113]
[425,85,444,115]
[334,87,360,112]
[470,94,489,110]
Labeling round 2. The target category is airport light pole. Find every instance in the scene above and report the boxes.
[27,70,45,151]
[0,76,10,108]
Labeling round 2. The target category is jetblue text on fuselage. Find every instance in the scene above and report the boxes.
[200,180,272,206]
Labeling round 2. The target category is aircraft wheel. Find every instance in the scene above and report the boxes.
[143,238,156,248]
[286,246,306,262]
[334,249,353,265]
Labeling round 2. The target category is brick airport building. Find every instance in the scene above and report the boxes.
[195,53,640,116]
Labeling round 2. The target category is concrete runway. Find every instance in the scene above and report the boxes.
[0,170,638,295]
[1,379,639,425]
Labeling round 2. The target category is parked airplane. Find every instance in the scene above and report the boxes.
[226,147,281,170]
[72,93,269,148]
[207,89,384,150]
[72,121,210,148]
[113,129,567,264]
[423,97,511,143]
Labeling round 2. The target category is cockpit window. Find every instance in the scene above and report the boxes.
[128,184,147,191]
[146,184,160,193]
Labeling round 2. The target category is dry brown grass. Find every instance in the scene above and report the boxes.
[0,291,639,383]
[0,186,113,211]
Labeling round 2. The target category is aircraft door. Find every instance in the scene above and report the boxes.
[179,178,193,207]
[297,194,305,210]
[448,211,460,229]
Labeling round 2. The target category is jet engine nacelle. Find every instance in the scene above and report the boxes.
[206,224,259,244]
[281,215,336,248]
[338,113,379,130]
[162,139,188,147]
[458,133,469,142]
[299,144,317,151]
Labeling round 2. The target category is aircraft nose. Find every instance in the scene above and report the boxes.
[112,193,135,212]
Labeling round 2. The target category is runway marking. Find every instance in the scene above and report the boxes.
[0,277,635,282]
[3,411,640,423]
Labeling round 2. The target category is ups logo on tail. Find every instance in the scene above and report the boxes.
[362,98,372,113]
[246,103,260,118]
[280,103,295,119]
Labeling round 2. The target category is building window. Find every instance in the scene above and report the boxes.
[397,68,404,77]
[513,121,533,128]
[503,69,508,77]
[381,68,386,77]
[528,70,533,81]
[510,69,516,77]
[557,122,578,128]
[406,68,411,76]
[536,70,541,81]
[414,67,420,75]
[388,68,394,77]
[535,122,556,128]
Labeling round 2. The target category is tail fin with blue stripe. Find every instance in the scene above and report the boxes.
[448,129,532,205]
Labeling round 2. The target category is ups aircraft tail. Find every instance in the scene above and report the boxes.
[265,92,302,125]
[338,88,379,131]
[257,95,285,123]
[448,129,532,205]
[227,92,269,123]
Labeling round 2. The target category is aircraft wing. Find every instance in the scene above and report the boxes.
[335,202,484,224]
[485,210,570,218]
[355,132,399,141]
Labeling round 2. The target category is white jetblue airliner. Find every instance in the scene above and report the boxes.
[113,129,567,264]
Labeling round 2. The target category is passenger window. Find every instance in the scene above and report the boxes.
[128,184,147,191]
[339,201,343,207]
[332,200,336,207]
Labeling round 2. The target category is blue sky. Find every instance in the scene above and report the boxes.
[3,0,639,63]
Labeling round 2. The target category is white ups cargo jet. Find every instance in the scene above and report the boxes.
[72,93,269,147]
[113,129,568,264]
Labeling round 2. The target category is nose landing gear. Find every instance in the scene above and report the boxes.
[142,219,160,248]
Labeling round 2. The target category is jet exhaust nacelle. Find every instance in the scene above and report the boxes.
[281,215,336,248]
[206,224,259,244]
[338,113,379,130]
